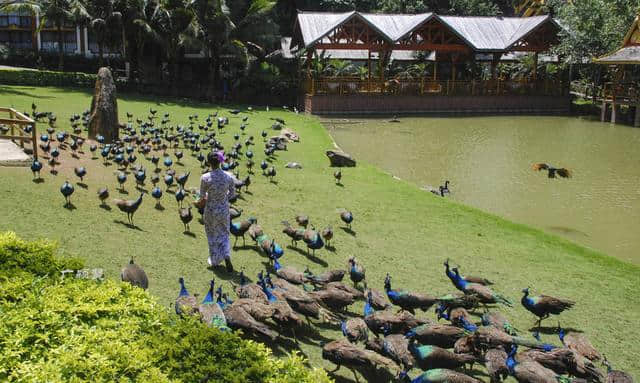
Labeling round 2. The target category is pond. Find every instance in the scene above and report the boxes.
[325,116,640,265]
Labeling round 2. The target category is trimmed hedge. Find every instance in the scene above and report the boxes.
[0,69,97,88]
[0,232,332,383]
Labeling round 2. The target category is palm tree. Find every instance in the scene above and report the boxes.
[151,0,193,87]
[128,0,162,82]
[1,0,88,70]
[188,0,276,98]
[85,0,123,66]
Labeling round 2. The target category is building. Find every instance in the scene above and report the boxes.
[0,8,121,57]
[594,14,640,126]
[293,11,568,114]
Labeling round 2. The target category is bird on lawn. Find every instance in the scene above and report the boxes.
[30,160,42,179]
[60,181,74,205]
[295,215,309,228]
[441,180,451,194]
[151,186,162,206]
[121,258,148,290]
[399,369,481,383]
[179,206,193,232]
[175,277,198,316]
[449,266,511,306]
[230,218,257,247]
[321,226,333,247]
[334,170,342,184]
[266,166,276,182]
[603,355,634,383]
[557,324,601,361]
[384,273,438,314]
[340,210,353,229]
[164,174,174,190]
[73,167,86,182]
[176,172,190,188]
[532,163,572,179]
[114,193,144,225]
[282,221,305,247]
[175,188,186,207]
[270,117,285,125]
[117,172,127,191]
[303,226,324,256]
[348,257,366,288]
[97,187,109,206]
[260,160,268,174]
[521,288,574,330]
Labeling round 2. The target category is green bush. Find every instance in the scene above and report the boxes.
[0,69,98,88]
[0,232,84,277]
[0,232,332,383]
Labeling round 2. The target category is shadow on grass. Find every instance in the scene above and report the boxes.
[532,325,583,335]
[324,244,337,252]
[118,189,129,195]
[77,182,88,189]
[340,227,356,236]
[32,178,44,184]
[183,230,196,238]
[0,86,56,99]
[63,202,77,210]
[99,204,112,211]
[113,219,143,231]
[154,203,165,211]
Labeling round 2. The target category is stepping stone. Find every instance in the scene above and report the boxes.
[0,139,31,167]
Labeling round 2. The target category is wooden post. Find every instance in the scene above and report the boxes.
[634,103,640,127]
[611,97,617,124]
[491,53,500,80]
[601,101,607,122]
[532,52,538,81]
[367,50,372,93]
[433,60,437,81]
[306,50,313,95]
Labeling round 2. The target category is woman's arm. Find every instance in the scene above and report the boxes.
[196,176,207,208]
[227,176,237,202]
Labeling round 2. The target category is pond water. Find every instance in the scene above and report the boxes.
[325,116,640,265]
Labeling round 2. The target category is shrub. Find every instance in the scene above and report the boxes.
[0,69,97,88]
[0,232,332,382]
[0,231,84,277]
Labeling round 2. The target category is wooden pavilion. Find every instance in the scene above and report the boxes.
[292,11,568,114]
[594,14,640,127]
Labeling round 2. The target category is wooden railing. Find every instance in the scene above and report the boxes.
[0,107,37,160]
[307,78,567,97]
[603,82,639,103]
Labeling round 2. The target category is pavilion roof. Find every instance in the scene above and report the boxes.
[594,15,640,64]
[295,11,559,53]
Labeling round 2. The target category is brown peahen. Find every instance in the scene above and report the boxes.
[121,258,148,290]
[282,221,305,247]
[365,334,415,370]
[322,339,402,382]
[304,268,345,286]
[603,355,634,383]
[114,193,144,225]
[223,304,278,340]
[558,324,602,362]
[179,206,193,232]
[485,348,509,383]
[364,308,430,336]
[341,317,369,344]
[405,323,468,349]
[310,286,357,311]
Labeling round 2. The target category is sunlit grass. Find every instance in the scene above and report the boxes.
[0,85,638,381]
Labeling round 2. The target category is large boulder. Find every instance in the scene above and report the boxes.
[88,67,119,143]
[326,150,356,167]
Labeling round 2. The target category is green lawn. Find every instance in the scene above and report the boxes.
[0,85,638,381]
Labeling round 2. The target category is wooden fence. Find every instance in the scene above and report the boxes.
[307,78,567,97]
[0,107,37,160]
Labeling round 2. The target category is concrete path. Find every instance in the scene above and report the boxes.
[0,139,31,166]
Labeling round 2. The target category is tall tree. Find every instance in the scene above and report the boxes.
[84,0,123,66]
[152,0,193,86]
[1,0,88,70]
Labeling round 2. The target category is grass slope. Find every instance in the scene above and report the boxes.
[0,85,638,380]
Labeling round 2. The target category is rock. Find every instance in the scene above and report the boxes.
[88,67,119,143]
[285,162,302,169]
[75,268,105,280]
[326,150,356,167]
[280,128,300,142]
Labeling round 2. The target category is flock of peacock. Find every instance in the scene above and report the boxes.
[25,102,630,383]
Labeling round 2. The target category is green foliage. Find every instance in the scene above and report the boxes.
[0,232,84,277]
[0,232,331,382]
[549,0,638,62]
[0,69,98,87]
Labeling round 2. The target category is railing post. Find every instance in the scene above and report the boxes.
[32,119,38,160]
[9,109,15,141]
[446,80,450,95]
[421,77,424,95]
[472,80,475,96]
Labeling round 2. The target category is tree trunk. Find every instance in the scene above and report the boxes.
[136,40,145,83]
[57,19,64,71]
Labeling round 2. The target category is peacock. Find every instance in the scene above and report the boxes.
[341,317,369,343]
[60,181,74,205]
[121,258,148,290]
[321,225,333,247]
[451,267,511,306]
[97,187,109,206]
[334,170,342,184]
[272,258,310,285]
[198,280,228,330]
[532,163,572,179]
[174,188,186,207]
[151,186,162,206]
[400,369,481,383]
[230,217,257,247]
[175,277,198,316]
[322,339,402,382]
[117,172,127,191]
[521,288,574,329]
[340,210,353,229]
[506,345,578,383]
[303,226,324,255]
[179,206,192,232]
[384,274,438,314]
[482,310,518,335]
[603,355,634,383]
[366,333,415,370]
[558,324,601,362]
[281,221,306,247]
[408,341,478,370]
[405,323,468,349]
[348,257,366,288]
[113,193,144,225]
[30,160,42,179]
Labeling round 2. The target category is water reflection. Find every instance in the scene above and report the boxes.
[326,116,640,264]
